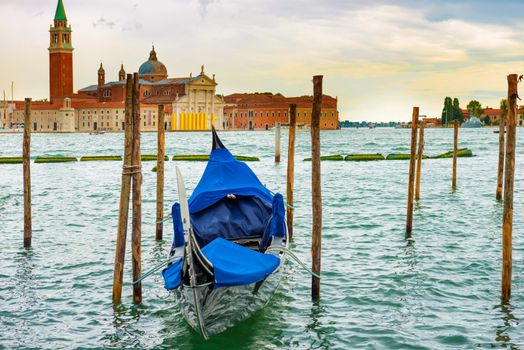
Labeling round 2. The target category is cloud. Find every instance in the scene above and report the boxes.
[198,0,216,18]
[122,21,142,31]
[92,17,116,29]
[1,0,524,121]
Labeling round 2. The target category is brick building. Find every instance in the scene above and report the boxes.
[223,93,339,130]
[3,0,224,132]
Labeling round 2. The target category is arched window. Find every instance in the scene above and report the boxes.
[103,90,112,98]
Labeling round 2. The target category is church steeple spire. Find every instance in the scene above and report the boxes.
[54,0,67,21]
[119,64,126,81]
[98,63,105,86]
[149,45,158,61]
[49,0,73,102]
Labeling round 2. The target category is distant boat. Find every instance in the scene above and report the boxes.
[494,130,506,134]
[89,130,106,135]
[275,123,308,130]
[463,117,483,128]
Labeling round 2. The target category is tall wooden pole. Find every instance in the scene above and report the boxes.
[496,115,506,201]
[131,73,143,304]
[501,73,518,303]
[275,122,281,162]
[156,104,165,241]
[415,121,424,201]
[23,98,32,248]
[112,74,134,304]
[311,75,323,300]
[452,119,458,188]
[405,107,418,237]
[3,90,7,129]
[286,104,297,240]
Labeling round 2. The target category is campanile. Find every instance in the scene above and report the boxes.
[49,0,73,102]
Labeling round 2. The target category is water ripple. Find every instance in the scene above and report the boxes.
[1,129,524,348]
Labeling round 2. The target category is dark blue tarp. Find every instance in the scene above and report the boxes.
[188,148,273,213]
[202,237,280,288]
[164,129,287,290]
[191,196,271,247]
[260,193,286,251]
[172,145,276,248]
[171,203,185,248]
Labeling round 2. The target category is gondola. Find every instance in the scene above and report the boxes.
[162,127,288,339]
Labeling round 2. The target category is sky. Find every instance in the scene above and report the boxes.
[0,0,523,122]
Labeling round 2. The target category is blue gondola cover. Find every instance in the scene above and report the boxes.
[202,237,280,288]
[260,193,286,251]
[162,258,183,290]
[171,203,185,248]
[164,129,286,291]
[188,148,273,213]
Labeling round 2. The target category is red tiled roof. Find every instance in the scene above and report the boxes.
[224,93,337,109]
[72,100,124,109]
[141,95,178,104]
[31,102,62,110]
[483,107,500,114]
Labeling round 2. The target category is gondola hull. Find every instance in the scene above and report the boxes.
[175,253,287,337]
[165,128,290,339]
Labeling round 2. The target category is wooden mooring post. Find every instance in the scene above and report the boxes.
[23,98,32,248]
[275,122,281,162]
[405,107,418,238]
[501,73,518,303]
[496,113,506,201]
[156,104,165,241]
[452,119,458,189]
[415,120,424,201]
[311,75,323,300]
[286,104,297,240]
[112,74,134,304]
[131,73,143,304]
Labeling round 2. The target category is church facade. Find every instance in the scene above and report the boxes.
[5,0,224,132]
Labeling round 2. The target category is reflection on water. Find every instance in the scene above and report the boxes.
[306,301,334,350]
[13,248,37,311]
[495,303,520,350]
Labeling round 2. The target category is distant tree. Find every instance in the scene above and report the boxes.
[467,100,484,119]
[483,115,491,125]
[441,97,453,125]
[452,98,464,124]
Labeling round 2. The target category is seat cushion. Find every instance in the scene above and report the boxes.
[202,237,280,288]
[191,196,272,247]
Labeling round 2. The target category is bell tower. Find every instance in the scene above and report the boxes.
[49,0,73,102]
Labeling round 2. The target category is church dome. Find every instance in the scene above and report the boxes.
[138,46,168,82]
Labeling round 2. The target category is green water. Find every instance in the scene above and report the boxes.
[0,128,523,349]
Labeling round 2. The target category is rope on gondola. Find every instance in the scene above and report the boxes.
[156,214,172,224]
[265,246,321,279]
[132,256,179,285]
